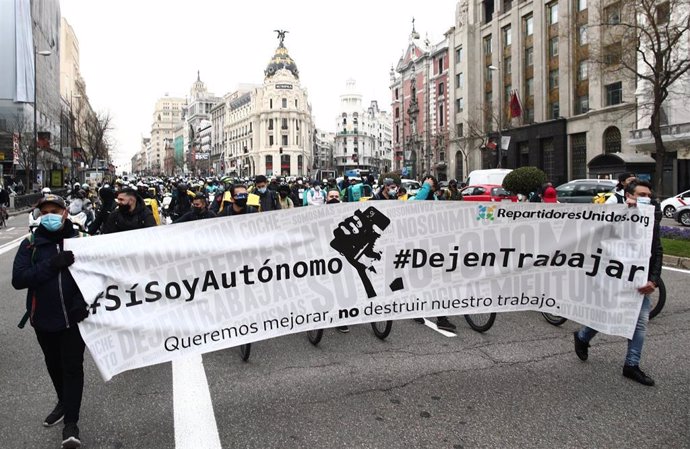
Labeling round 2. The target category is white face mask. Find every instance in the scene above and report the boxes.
[636,196,652,205]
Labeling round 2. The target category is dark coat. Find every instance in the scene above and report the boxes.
[648,203,663,285]
[256,189,281,212]
[12,222,88,332]
[174,208,217,223]
[102,196,157,234]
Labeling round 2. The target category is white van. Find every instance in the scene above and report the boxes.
[466,169,513,187]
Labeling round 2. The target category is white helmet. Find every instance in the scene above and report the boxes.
[41,187,51,195]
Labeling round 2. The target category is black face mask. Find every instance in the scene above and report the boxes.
[118,203,130,213]
[326,198,340,204]
[234,195,248,208]
[192,206,204,214]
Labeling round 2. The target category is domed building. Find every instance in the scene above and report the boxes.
[224,32,314,178]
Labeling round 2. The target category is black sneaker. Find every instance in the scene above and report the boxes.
[573,332,589,361]
[336,326,350,333]
[62,422,81,448]
[43,402,64,427]
[436,317,457,332]
[412,318,425,324]
[623,365,655,386]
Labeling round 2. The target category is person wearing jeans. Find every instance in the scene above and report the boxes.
[573,180,662,386]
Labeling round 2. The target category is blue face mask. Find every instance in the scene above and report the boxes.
[41,213,64,232]
[257,187,267,194]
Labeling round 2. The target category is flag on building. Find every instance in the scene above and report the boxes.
[510,90,522,118]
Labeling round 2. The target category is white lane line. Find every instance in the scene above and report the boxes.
[663,266,690,275]
[422,318,457,337]
[5,227,15,232]
[173,354,222,449]
[0,235,27,256]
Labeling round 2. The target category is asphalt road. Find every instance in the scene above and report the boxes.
[0,215,688,449]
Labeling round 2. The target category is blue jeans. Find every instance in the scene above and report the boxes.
[577,295,651,366]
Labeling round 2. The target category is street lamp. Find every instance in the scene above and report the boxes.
[33,47,52,191]
[488,65,503,168]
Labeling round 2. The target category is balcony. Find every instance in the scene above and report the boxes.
[629,122,690,152]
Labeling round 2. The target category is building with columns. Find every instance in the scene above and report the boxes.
[149,94,185,175]
[313,129,335,172]
[183,72,221,176]
[335,79,393,176]
[390,22,450,180]
[447,0,639,186]
[223,34,314,177]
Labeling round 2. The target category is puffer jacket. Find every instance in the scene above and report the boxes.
[12,221,88,332]
[102,196,157,234]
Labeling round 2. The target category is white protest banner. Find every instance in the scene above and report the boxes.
[65,202,655,381]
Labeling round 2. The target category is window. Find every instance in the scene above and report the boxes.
[456,123,464,137]
[269,135,274,146]
[503,25,512,47]
[484,0,495,23]
[524,14,534,36]
[268,119,274,130]
[525,47,534,66]
[395,88,399,99]
[576,95,589,114]
[578,25,588,46]
[525,107,534,123]
[605,43,622,65]
[395,107,400,118]
[282,118,288,129]
[486,65,493,82]
[550,101,560,119]
[438,56,444,74]
[606,82,623,105]
[504,56,512,74]
[484,35,493,55]
[548,2,559,24]
[577,0,587,11]
[542,138,556,181]
[577,60,588,81]
[282,135,288,146]
[657,2,670,24]
[604,126,621,153]
[456,46,463,63]
[438,82,445,96]
[605,2,621,24]
[282,98,287,108]
[571,133,587,179]
[502,0,512,13]
[295,99,298,108]
[456,98,465,112]
[549,69,559,90]
[526,77,534,97]
[549,37,559,57]
[439,105,444,126]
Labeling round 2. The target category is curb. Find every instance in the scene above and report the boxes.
[663,254,690,270]
[8,208,31,218]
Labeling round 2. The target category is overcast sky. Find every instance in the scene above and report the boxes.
[59,0,457,172]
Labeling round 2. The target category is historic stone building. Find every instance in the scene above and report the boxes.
[447,0,638,185]
[223,33,314,177]
[390,22,450,180]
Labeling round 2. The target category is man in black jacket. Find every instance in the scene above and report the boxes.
[174,192,216,223]
[102,188,157,234]
[573,180,663,386]
[253,175,280,212]
[87,186,117,234]
[12,194,89,448]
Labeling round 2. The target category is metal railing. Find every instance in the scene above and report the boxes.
[630,122,690,140]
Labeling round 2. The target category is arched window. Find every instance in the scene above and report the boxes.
[298,155,303,174]
[265,155,273,176]
[455,151,464,180]
[603,126,621,154]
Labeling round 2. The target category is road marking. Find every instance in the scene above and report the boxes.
[173,354,222,449]
[663,266,690,275]
[422,318,457,337]
[5,227,15,232]
[0,235,26,256]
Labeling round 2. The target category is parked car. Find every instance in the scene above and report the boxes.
[460,184,518,202]
[660,189,690,218]
[556,179,617,203]
[400,179,421,197]
[672,204,690,227]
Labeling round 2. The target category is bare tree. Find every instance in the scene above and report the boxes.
[6,112,34,189]
[81,111,113,168]
[595,0,690,195]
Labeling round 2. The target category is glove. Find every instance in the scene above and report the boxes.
[50,251,75,269]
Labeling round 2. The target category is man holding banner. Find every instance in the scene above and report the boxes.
[573,180,662,386]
